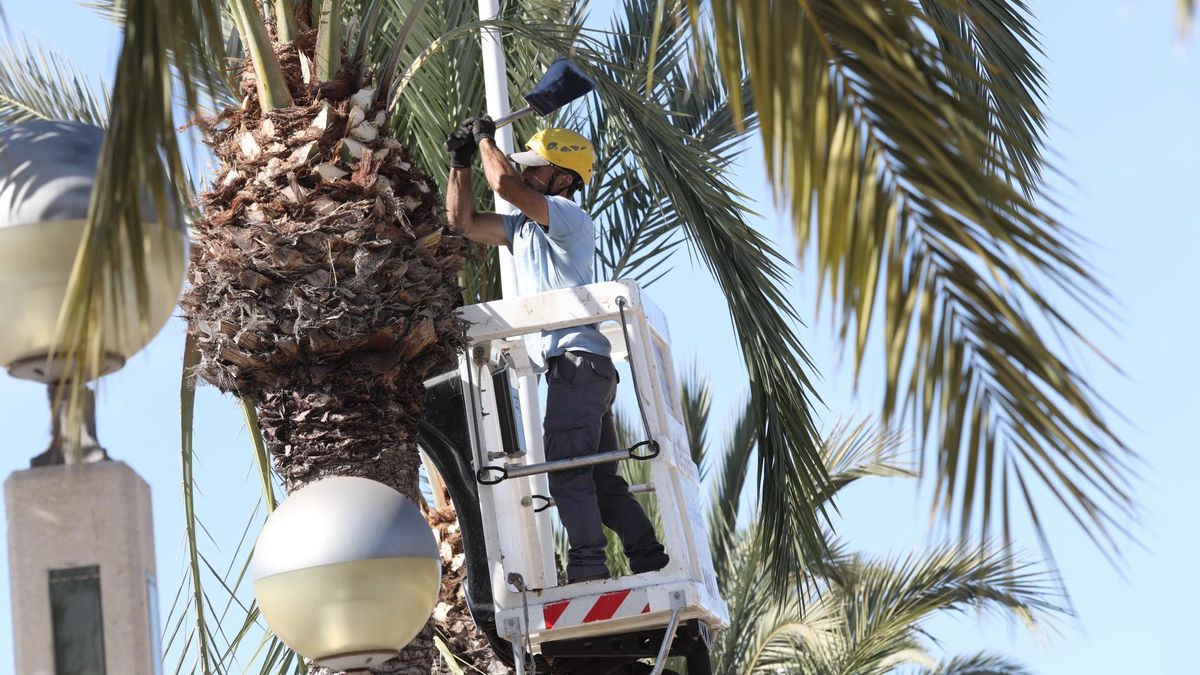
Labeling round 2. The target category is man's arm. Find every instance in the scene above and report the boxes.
[446,165,507,245]
[477,139,553,226]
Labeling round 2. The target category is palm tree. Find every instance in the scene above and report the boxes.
[2,0,827,669]
[34,0,835,595]
[44,0,1149,587]
[1,0,1152,670]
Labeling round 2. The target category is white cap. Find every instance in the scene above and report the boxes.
[509,150,551,167]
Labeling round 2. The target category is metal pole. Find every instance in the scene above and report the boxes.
[477,0,518,296]
[477,0,556,585]
[650,592,687,675]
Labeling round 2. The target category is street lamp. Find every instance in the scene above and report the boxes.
[251,476,441,671]
[0,119,185,384]
[0,119,186,465]
[0,120,187,671]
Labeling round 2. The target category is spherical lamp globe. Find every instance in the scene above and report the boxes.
[251,476,441,670]
[0,120,186,382]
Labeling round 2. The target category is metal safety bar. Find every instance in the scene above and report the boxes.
[476,440,659,485]
[522,482,656,512]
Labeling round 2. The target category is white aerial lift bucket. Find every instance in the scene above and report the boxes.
[420,280,728,674]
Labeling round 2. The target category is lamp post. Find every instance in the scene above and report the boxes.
[251,477,441,671]
[0,119,186,464]
[1,119,186,674]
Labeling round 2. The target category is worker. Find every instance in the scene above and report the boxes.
[444,117,669,583]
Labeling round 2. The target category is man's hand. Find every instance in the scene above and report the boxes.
[444,122,476,168]
[468,116,496,146]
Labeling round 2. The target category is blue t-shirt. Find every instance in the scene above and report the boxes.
[502,195,611,369]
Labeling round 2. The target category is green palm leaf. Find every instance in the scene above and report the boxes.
[711,538,1062,675]
[920,653,1034,675]
[0,36,109,125]
[917,0,1049,193]
[679,364,711,476]
[711,530,835,674]
[685,374,1058,674]
[83,0,241,108]
[588,6,754,288]
[52,0,227,459]
[693,0,1136,565]
[707,395,757,586]
[818,418,914,499]
[834,544,1062,674]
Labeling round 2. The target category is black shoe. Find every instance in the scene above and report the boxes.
[630,551,670,574]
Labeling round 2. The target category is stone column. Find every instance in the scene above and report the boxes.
[5,461,160,675]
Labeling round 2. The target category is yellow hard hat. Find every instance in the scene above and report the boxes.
[509,128,595,184]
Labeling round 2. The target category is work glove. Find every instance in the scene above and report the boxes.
[468,115,496,145]
[444,122,476,168]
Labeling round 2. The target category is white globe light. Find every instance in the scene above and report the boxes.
[0,120,186,382]
[251,476,441,670]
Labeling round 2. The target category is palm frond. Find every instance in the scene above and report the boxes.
[715,537,1061,674]
[55,0,227,460]
[832,543,1064,674]
[918,652,1034,675]
[710,528,844,674]
[708,507,1061,674]
[593,172,681,286]
[679,364,711,477]
[178,335,216,672]
[83,0,241,111]
[172,337,297,673]
[819,418,914,499]
[707,395,757,587]
[0,36,109,126]
[917,0,1049,192]
[698,0,1135,566]
[589,2,752,288]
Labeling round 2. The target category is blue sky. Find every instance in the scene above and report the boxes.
[1,1,1197,672]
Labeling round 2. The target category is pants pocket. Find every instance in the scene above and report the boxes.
[544,412,601,461]
[547,354,579,385]
[579,356,616,408]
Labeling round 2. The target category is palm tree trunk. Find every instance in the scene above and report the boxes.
[257,387,424,494]
[183,7,469,669]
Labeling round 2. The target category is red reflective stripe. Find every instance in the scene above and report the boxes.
[641,603,650,614]
[543,600,570,630]
[582,590,629,623]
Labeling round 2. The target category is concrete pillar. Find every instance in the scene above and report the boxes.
[5,461,160,675]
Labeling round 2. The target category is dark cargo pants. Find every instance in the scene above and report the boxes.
[544,351,667,581]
